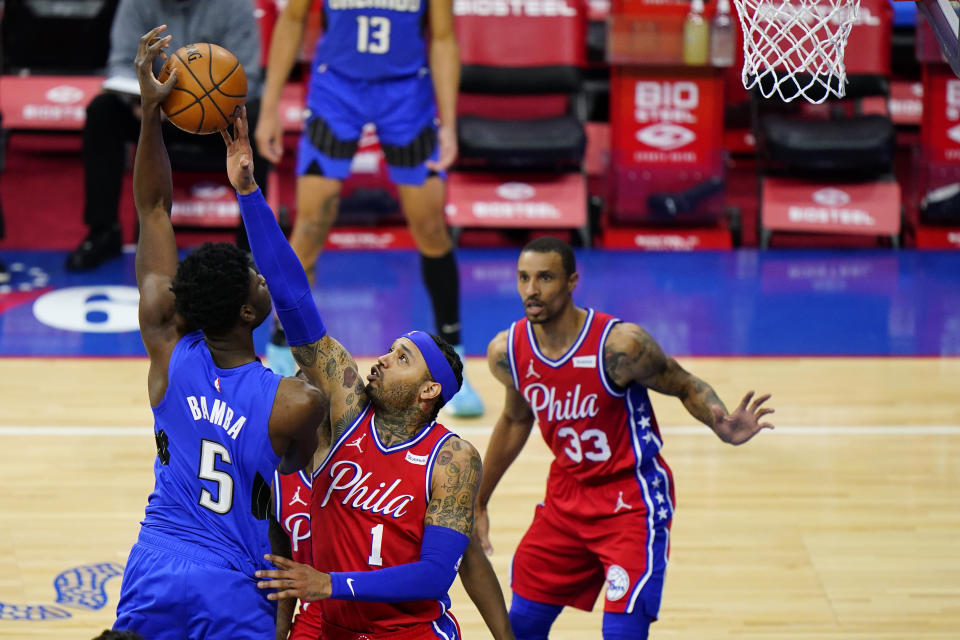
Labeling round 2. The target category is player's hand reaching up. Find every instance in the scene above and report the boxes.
[711,391,775,445]
[221,107,258,195]
[256,554,332,602]
[134,26,177,108]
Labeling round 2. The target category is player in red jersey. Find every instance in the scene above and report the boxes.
[221,111,509,639]
[272,448,513,640]
[273,466,324,640]
[476,237,775,640]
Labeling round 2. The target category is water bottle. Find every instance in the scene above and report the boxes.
[710,0,736,67]
[683,0,709,65]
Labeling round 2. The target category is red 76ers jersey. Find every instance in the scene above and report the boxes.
[273,469,314,566]
[310,404,456,634]
[508,309,673,493]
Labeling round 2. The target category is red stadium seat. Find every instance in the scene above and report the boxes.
[450,0,590,243]
[752,0,902,247]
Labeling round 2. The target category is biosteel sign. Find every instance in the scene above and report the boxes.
[611,68,723,167]
[762,179,901,235]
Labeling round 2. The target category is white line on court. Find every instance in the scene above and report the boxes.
[1,425,960,436]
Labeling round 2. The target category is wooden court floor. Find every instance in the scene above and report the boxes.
[1,356,959,639]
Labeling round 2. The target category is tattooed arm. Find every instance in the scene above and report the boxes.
[475,331,536,554]
[290,336,369,442]
[603,322,775,445]
[426,436,483,534]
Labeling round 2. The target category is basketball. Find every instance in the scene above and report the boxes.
[158,43,246,135]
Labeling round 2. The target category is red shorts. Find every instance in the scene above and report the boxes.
[318,612,460,640]
[290,602,324,640]
[510,467,674,618]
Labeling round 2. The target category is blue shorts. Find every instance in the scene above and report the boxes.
[298,65,442,186]
[114,531,275,639]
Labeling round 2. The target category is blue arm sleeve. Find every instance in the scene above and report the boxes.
[329,526,469,603]
[237,189,326,346]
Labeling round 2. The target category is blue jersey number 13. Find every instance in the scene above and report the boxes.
[357,16,391,54]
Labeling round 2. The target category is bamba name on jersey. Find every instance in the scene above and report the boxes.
[185,395,247,439]
[319,460,415,518]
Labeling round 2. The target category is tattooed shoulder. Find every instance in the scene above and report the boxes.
[603,322,664,387]
[424,438,482,535]
[486,330,512,381]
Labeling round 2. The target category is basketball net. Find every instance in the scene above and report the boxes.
[733,0,861,103]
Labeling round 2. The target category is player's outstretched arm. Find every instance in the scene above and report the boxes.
[223,110,368,442]
[475,331,536,554]
[131,26,185,405]
[604,322,775,445]
[459,536,515,640]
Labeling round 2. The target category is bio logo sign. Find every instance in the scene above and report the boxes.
[633,81,700,161]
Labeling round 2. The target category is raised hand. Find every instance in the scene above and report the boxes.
[220,107,258,195]
[255,554,332,602]
[711,391,775,445]
[134,26,177,108]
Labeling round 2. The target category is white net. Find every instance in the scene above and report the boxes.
[732,0,861,103]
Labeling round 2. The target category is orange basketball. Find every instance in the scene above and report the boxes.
[158,43,246,135]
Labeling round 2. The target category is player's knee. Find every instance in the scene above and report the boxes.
[408,213,448,244]
[602,610,653,640]
[509,592,562,640]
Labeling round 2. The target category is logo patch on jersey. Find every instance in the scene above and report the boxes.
[614,491,632,513]
[288,486,308,507]
[573,355,597,368]
[214,377,221,393]
[405,451,428,465]
[525,359,541,380]
[605,565,630,602]
[345,433,366,453]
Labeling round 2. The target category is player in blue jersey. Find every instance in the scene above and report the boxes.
[254,0,484,417]
[112,27,328,640]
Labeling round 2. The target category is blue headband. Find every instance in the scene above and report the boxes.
[404,331,460,405]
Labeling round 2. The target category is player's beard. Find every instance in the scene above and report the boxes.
[365,377,422,412]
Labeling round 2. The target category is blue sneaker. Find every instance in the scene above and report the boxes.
[444,346,484,417]
[265,324,298,378]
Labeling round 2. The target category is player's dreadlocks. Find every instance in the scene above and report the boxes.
[171,242,254,336]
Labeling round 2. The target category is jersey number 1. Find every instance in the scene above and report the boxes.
[357,16,391,54]
[368,523,384,566]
